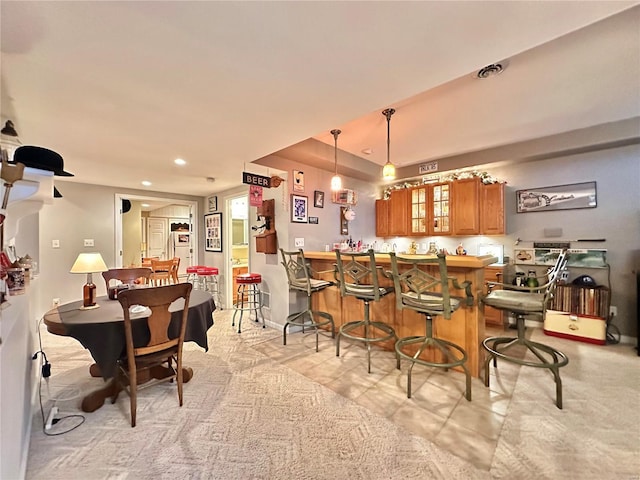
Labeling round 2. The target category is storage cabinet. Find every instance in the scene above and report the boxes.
[388,188,409,237]
[452,177,480,235]
[480,182,505,235]
[430,182,452,235]
[409,186,427,235]
[375,199,390,237]
[484,265,505,326]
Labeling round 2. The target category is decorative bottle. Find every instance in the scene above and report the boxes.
[526,270,539,288]
[83,274,96,307]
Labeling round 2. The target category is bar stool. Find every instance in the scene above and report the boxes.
[334,249,397,373]
[232,272,265,333]
[197,266,222,309]
[186,265,202,289]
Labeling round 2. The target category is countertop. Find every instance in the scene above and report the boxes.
[304,252,498,268]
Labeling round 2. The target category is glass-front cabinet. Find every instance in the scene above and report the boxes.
[430,182,451,235]
[409,186,427,235]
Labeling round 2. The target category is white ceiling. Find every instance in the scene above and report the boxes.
[2,2,639,197]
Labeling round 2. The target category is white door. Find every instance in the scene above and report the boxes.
[148,218,168,259]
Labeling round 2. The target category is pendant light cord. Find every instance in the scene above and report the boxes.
[383,108,395,165]
[331,129,341,175]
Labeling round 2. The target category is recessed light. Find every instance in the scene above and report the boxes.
[174,158,186,166]
[141,203,150,208]
[361,148,373,155]
[141,180,152,187]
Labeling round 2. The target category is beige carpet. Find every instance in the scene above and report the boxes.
[26,311,487,479]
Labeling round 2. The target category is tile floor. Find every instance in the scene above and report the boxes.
[251,323,521,470]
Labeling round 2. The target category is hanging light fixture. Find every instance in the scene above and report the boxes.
[382,108,396,181]
[330,129,342,191]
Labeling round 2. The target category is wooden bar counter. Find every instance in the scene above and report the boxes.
[304,252,498,378]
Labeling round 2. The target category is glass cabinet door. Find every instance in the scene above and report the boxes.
[410,186,427,235]
[431,183,451,235]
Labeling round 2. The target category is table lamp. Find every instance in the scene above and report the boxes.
[70,252,108,309]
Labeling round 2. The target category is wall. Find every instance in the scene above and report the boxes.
[122,201,142,267]
[37,181,202,319]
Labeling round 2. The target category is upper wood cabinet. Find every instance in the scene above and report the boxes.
[480,182,505,235]
[388,188,409,236]
[375,199,390,237]
[452,177,481,235]
[409,186,427,235]
[429,182,452,235]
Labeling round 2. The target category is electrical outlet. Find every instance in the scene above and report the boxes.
[52,298,60,307]
[84,239,94,247]
[52,239,60,248]
[294,238,304,247]
[609,305,617,317]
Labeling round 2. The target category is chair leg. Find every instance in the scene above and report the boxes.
[176,353,184,407]
[129,368,137,428]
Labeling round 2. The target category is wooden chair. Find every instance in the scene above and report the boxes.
[150,259,174,286]
[170,257,180,284]
[113,283,193,427]
[141,256,159,268]
[102,267,153,292]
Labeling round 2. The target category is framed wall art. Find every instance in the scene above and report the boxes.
[516,181,597,213]
[292,170,305,192]
[308,216,319,224]
[291,194,308,223]
[314,190,324,208]
[206,195,218,212]
[204,212,222,252]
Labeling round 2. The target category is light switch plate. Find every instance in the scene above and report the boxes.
[294,238,304,247]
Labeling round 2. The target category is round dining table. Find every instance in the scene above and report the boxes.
[43,288,215,412]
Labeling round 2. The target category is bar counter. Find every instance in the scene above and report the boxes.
[304,252,498,378]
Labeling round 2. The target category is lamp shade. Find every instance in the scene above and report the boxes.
[70,253,108,274]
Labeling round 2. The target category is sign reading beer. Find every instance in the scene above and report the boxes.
[243,172,271,188]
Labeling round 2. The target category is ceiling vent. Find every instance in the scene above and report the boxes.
[476,63,506,79]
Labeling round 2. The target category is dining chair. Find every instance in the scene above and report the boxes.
[102,267,153,294]
[141,256,159,268]
[113,282,193,427]
[150,259,174,286]
[279,248,335,352]
[482,249,569,408]
[170,257,180,284]
[388,252,473,400]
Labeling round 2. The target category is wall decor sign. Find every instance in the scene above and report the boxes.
[516,181,597,213]
[206,195,218,212]
[313,190,324,208]
[242,171,271,188]
[249,185,263,207]
[292,170,305,192]
[308,216,319,224]
[291,194,308,223]
[204,212,222,252]
[418,161,438,174]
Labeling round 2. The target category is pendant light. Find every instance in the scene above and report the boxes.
[330,129,342,191]
[382,108,396,181]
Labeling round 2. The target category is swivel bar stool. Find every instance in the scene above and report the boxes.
[280,248,335,352]
[232,272,265,333]
[482,250,569,409]
[334,249,397,373]
[197,266,222,309]
[388,252,473,400]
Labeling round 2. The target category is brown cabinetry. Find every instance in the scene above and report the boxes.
[409,186,427,235]
[375,199,390,237]
[232,266,248,304]
[452,177,481,235]
[430,182,452,235]
[484,265,505,326]
[388,188,409,236]
[480,182,505,235]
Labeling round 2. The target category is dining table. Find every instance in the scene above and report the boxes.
[43,288,215,412]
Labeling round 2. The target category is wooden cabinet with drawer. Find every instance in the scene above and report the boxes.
[484,265,505,326]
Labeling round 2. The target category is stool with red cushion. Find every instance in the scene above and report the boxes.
[197,266,222,309]
[232,273,265,333]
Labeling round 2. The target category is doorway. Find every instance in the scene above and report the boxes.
[115,193,198,274]
[225,194,249,308]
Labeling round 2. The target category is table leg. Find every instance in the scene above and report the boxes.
[80,365,194,412]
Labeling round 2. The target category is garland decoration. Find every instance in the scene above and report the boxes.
[382,170,504,199]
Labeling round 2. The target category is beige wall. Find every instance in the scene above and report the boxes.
[122,201,142,267]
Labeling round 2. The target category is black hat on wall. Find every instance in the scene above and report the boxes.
[13,145,74,176]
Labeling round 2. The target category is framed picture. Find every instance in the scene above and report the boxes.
[207,195,218,212]
[514,248,535,265]
[292,170,305,192]
[340,207,349,235]
[291,194,308,223]
[308,216,319,224]
[313,190,324,208]
[516,181,597,213]
[204,212,222,252]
